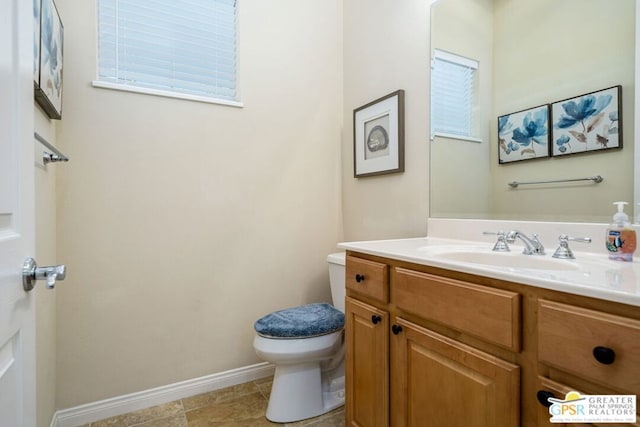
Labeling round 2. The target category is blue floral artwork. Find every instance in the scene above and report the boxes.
[34,0,40,83]
[34,0,63,120]
[498,105,550,164]
[551,86,621,156]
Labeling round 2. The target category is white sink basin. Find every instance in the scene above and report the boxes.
[421,247,580,271]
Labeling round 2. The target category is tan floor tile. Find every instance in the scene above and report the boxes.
[252,377,273,387]
[91,417,128,427]
[304,409,344,427]
[253,378,272,400]
[185,391,268,426]
[187,417,276,427]
[182,382,262,411]
[284,407,345,427]
[88,377,341,427]
[93,401,183,427]
[131,413,188,427]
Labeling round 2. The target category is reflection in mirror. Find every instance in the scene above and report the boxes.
[430,0,635,223]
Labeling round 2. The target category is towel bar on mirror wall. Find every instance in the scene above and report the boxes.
[508,175,603,188]
[34,131,69,164]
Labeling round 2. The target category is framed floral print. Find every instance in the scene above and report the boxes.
[551,86,622,157]
[498,104,550,164]
[34,0,63,120]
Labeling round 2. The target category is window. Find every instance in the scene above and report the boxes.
[95,0,239,105]
[430,49,478,140]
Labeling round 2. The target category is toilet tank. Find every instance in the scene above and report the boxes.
[327,252,346,312]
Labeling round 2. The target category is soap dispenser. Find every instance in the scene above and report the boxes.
[606,201,637,261]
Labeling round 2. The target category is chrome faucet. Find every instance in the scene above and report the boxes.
[505,230,545,255]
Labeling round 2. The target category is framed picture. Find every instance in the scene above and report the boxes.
[33,0,41,84]
[34,0,63,120]
[551,86,622,157]
[498,104,550,164]
[353,90,405,177]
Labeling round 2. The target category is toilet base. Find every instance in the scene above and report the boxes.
[265,362,345,423]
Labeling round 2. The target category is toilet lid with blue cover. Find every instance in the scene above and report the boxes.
[254,303,345,339]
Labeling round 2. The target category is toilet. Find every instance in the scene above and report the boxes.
[253,252,346,423]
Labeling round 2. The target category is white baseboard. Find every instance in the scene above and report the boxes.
[51,362,274,427]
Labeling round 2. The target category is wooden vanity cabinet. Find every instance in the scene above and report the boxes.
[345,253,520,427]
[345,251,640,427]
[536,300,640,426]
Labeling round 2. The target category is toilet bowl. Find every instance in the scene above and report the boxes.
[253,252,346,423]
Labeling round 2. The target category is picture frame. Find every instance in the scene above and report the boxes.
[34,0,63,120]
[498,104,550,164]
[353,90,405,177]
[33,0,40,84]
[551,85,622,157]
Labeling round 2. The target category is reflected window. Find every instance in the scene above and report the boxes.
[431,49,478,139]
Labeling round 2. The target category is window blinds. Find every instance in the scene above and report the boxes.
[97,0,237,101]
[431,49,478,138]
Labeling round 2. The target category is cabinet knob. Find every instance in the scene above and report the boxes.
[371,315,382,325]
[536,390,555,408]
[593,346,616,365]
[392,324,403,335]
[355,274,365,283]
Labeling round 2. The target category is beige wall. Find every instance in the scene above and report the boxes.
[34,107,57,427]
[490,0,635,221]
[341,0,430,241]
[427,0,635,222]
[54,0,343,408]
[430,0,493,218]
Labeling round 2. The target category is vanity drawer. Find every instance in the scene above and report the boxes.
[538,299,640,394]
[346,256,389,303]
[393,268,521,351]
[533,376,640,426]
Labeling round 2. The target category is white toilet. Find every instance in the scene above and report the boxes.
[253,252,346,423]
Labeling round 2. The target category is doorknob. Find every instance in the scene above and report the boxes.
[22,257,67,291]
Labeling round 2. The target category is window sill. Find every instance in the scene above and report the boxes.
[431,132,483,143]
[92,81,244,108]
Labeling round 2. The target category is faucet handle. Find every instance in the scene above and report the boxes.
[552,234,591,259]
[483,231,510,252]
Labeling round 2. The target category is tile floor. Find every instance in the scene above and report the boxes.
[79,377,345,427]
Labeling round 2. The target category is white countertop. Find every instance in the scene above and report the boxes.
[338,236,640,307]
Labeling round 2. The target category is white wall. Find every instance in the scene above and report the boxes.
[342,0,430,241]
[54,0,343,408]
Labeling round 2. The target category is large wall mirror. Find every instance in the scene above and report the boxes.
[430,0,636,223]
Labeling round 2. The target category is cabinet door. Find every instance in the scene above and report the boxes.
[346,297,389,427]
[391,318,520,427]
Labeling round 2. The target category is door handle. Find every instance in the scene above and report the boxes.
[22,257,67,291]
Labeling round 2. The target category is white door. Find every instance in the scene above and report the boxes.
[0,0,36,426]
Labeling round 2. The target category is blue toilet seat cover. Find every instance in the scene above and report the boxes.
[254,303,345,339]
